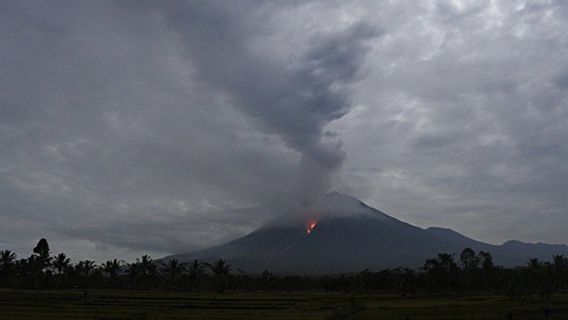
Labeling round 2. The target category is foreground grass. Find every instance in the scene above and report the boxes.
[1,289,568,319]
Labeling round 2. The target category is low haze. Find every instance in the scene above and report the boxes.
[1,0,568,262]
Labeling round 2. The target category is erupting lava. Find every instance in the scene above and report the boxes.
[306,220,317,234]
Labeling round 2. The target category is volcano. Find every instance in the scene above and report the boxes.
[165,192,568,274]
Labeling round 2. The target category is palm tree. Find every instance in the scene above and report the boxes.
[0,250,17,270]
[135,255,156,276]
[160,259,185,280]
[100,259,123,288]
[186,259,206,291]
[524,258,544,293]
[0,250,17,282]
[206,259,231,277]
[188,260,205,278]
[205,259,231,293]
[528,258,541,270]
[101,259,124,278]
[552,255,568,271]
[52,253,71,275]
[551,255,568,291]
[128,255,157,289]
[75,260,97,278]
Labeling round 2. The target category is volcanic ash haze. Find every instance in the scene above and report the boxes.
[266,190,379,228]
[165,192,568,274]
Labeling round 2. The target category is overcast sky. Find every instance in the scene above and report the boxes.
[2,0,568,262]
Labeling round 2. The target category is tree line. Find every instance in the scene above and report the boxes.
[1,238,567,298]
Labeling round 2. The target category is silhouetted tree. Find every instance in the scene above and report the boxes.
[479,251,494,270]
[261,270,274,291]
[102,259,123,279]
[423,253,460,293]
[135,255,157,277]
[478,251,495,291]
[206,259,231,292]
[551,255,568,291]
[392,267,417,295]
[187,259,206,291]
[52,253,71,275]
[188,260,205,277]
[552,254,568,271]
[33,238,51,271]
[207,259,231,276]
[76,260,97,278]
[161,259,185,281]
[460,248,480,271]
[528,258,542,271]
[128,255,157,289]
[3,239,568,295]
[100,259,124,288]
[358,268,371,292]
[459,248,480,291]
[526,258,553,297]
[21,239,54,288]
[0,250,17,285]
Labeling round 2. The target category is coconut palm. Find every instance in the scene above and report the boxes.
[160,259,185,280]
[186,259,206,290]
[188,260,205,279]
[205,259,231,293]
[101,259,124,278]
[135,255,157,276]
[206,259,231,277]
[0,250,17,269]
[75,260,97,278]
[551,254,568,291]
[552,255,568,271]
[127,255,157,289]
[0,250,17,280]
[52,253,71,275]
[527,258,542,271]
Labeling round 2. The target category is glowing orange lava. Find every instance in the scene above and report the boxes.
[306,220,317,234]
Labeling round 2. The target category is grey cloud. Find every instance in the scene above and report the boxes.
[0,1,377,260]
[1,0,568,262]
[333,0,568,245]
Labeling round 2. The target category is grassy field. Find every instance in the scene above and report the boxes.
[1,289,568,319]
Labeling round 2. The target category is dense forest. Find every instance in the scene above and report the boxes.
[1,238,567,299]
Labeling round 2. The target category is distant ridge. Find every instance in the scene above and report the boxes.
[165,192,568,274]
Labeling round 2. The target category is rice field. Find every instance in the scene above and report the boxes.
[1,289,568,319]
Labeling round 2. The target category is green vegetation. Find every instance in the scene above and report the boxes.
[3,238,568,296]
[2,238,568,318]
[1,289,568,319]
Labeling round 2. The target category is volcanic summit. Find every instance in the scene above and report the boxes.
[165,192,568,274]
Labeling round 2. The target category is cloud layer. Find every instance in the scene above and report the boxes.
[1,0,567,261]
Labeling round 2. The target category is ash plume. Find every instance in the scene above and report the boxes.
[157,2,378,204]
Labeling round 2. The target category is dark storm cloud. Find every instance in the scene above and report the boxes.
[0,0,376,260]
[333,0,568,245]
[1,0,568,261]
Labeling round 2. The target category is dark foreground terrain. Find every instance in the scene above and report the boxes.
[2,289,568,320]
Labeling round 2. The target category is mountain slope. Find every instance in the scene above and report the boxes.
[165,192,568,274]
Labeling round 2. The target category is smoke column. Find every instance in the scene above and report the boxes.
[158,2,378,204]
